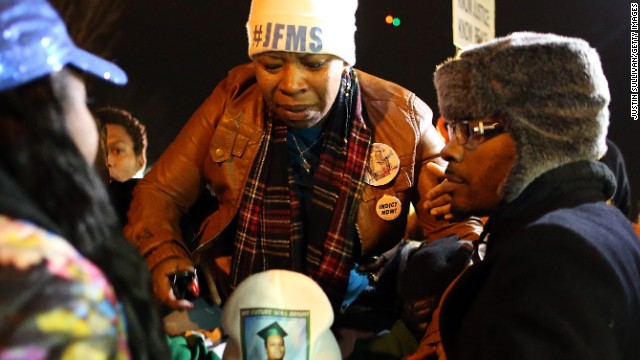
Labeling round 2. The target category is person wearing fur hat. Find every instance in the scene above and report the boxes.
[418,32,640,359]
[124,0,482,342]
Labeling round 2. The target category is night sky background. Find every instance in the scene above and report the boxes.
[87,0,638,219]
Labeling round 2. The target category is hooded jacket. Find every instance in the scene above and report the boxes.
[124,63,482,291]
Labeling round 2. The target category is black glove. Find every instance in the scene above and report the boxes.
[397,235,473,338]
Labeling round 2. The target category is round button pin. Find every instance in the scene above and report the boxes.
[364,143,400,186]
[376,194,402,221]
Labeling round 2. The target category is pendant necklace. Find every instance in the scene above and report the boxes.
[291,134,321,173]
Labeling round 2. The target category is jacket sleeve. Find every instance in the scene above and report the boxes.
[447,225,633,359]
[411,96,483,241]
[123,79,231,268]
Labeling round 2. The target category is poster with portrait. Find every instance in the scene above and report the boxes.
[240,308,310,360]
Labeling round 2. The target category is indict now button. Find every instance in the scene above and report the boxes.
[376,194,402,221]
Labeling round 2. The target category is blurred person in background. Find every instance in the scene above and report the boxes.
[98,106,147,182]
[94,106,148,226]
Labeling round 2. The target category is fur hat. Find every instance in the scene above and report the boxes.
[246,0,357,65]
[434,32,610,202]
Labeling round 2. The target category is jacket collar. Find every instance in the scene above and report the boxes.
[482,160,616,244]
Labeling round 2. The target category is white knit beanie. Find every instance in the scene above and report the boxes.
[246,0,357,65]
[434,32,610,202]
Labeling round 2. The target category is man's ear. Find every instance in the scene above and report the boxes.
[136,153,147,173]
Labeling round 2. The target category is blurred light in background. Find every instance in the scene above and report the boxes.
[385,14,401,26]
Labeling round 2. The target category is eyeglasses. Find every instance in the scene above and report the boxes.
[446,120,505,150]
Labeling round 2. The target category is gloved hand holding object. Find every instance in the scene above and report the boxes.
[397,235,472,338]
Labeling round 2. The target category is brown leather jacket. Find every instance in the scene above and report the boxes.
[124,63,482,283]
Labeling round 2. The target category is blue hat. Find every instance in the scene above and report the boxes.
[0,0,127,92]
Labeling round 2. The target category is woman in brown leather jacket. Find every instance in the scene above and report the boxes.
[124,0,482,336]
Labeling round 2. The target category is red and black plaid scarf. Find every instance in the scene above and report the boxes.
[231,69,371,310]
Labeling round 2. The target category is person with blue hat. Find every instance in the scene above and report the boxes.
[0,0,168,358]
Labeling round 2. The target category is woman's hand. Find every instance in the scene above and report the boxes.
[152,257,196,311]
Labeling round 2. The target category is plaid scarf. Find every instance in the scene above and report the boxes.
[231,69,371,310]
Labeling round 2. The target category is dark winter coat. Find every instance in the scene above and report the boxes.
[440,160,640,360]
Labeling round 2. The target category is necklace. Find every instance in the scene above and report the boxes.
[291,133,321,173]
